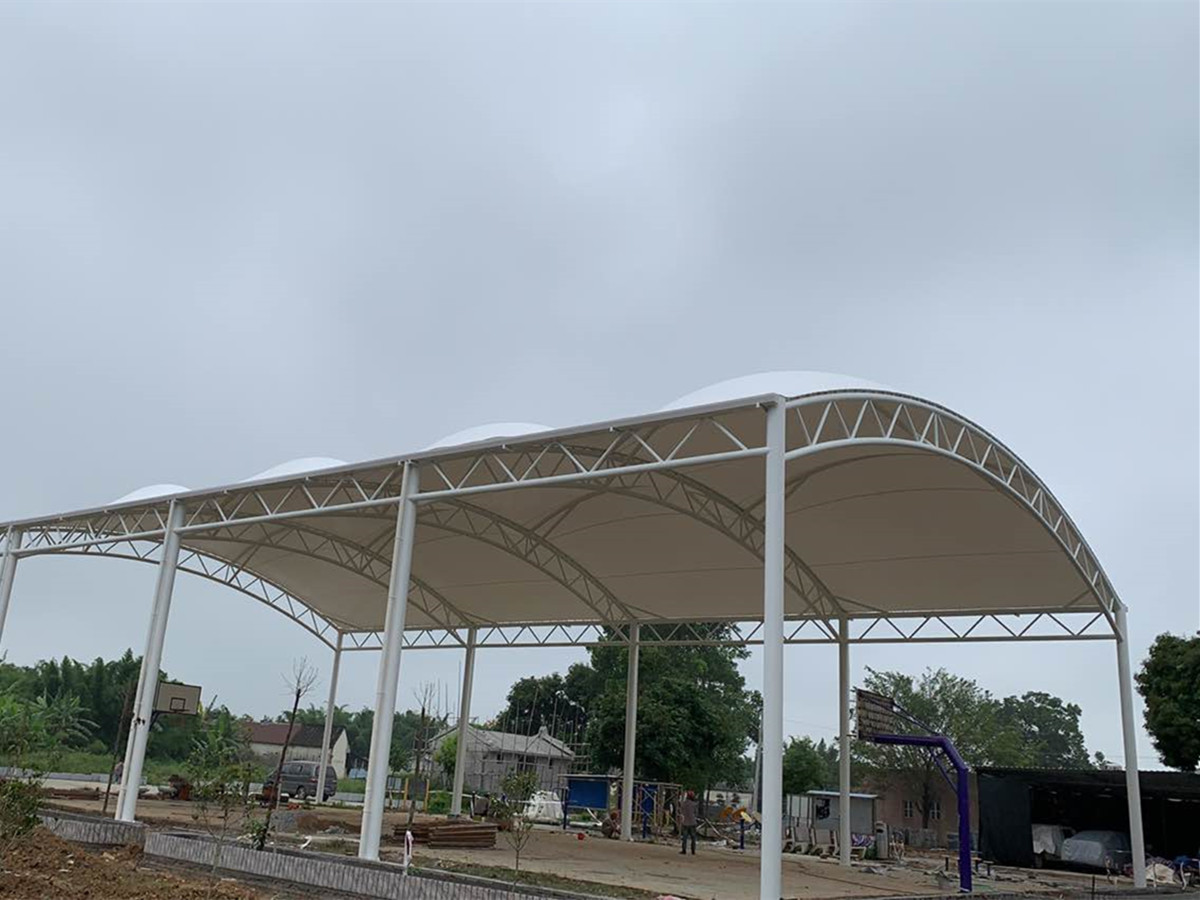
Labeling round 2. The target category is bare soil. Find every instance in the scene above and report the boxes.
[0,828,267,899]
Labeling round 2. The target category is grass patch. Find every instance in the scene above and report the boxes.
[337,777,366,792]
[1,750,267,786]
[413,854,664,900]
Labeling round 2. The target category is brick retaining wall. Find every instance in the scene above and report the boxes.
[38,810,146,847]
[144,831,597,900]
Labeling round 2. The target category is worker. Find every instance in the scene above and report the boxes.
[601,808,620,839]
[679,790,698,855]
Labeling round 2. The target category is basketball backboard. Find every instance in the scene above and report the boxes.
[154,681,202,716]
[854,689,896,739]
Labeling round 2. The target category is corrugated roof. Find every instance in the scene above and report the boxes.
[431,725,574,760]
[977,767,1200,798]
[246,722,343,749]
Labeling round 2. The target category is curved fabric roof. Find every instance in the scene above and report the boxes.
[2,375,1121,648]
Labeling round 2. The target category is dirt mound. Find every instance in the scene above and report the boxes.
[0,828,262,899]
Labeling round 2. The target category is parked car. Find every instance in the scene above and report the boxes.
[1060,830,1132,870]
[262,761,337,803]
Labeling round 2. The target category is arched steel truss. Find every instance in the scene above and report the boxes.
[3,392,1122,649]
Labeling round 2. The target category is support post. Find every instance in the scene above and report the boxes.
[359,463,420,860]
[0,527,22,647]
[315,633,344,805]
[450,627,477,817]
[838,617,852,867]
[117,501,185,822]
[1115,604,1146,888]
[760,401,786,900]
[620,622,640,841]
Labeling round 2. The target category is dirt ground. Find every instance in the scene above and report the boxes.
[42,796,1125,900]
[395,827,954,900]
[0,828,269,899]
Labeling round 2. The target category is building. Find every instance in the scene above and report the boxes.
[978,767,1200,867]
[865,771,980,850]
[788,791,878,846]
[426,724,574,795]
[247,722,349,779]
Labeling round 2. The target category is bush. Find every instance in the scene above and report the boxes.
[426,790,450,815]
[0,778,42,859]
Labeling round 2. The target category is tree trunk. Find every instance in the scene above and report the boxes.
[259,691,303,849]
[102,681,135,815]
[407,705,427,826]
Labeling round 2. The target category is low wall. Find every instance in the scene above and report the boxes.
[144,831,600,900]
[38,809,146,847]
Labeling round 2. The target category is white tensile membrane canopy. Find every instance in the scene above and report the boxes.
[0,372,1146,895]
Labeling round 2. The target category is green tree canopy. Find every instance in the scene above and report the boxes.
[1136,633,1200,771]
[783,737,837,795]
[995,691,1091,768]
[491,664,596,743]
[584,624,760,793]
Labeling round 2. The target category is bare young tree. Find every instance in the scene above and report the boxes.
[406,681,438,826]
[256,658,319,850]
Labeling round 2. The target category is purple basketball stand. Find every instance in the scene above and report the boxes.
[856,690,972,893]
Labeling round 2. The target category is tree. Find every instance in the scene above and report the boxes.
[493,664,595,742]
[495,769,539,879]
[258,659,318,849]
[30,693,96,758]
[783,737,836,796]
[1136,633,1200,771]
[584,624,760,794]
[435,734,458,780]
[995,692,1091,768]
[186,706,257,880]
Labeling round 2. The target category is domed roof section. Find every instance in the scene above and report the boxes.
[425,422,553,451]
[111,483,191,504]
[241,457,348,483]
[660,370,891,411]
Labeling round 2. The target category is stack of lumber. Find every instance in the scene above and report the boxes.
[394,821,496,848]
[396,822,433,843]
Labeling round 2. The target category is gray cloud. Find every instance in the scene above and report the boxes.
[0,1,1195,767]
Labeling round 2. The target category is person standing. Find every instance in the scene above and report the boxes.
[679,790,699,855]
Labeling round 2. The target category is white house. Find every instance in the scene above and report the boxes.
[247,722,349,779]
[426,724,574,795]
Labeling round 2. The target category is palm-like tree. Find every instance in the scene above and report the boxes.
[31,693,97,756]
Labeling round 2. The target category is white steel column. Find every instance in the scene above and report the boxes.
[449,627,477,817]
[760,401,786,900]
[0,528,23,647]
[620,622,641,841]
[1115,604,1146,888]
[117,501,185,822]
[315,633,344,805]
[359,462,419,860]
[838,617,852,867]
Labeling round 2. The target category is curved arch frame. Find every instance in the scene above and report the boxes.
[781,392,1120,625]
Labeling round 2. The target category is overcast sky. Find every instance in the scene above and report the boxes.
[0,1,1195,769]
